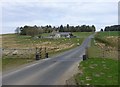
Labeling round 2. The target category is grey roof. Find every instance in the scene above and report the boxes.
[56,32,71,35]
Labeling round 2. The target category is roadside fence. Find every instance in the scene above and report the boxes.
[2,47,49,60]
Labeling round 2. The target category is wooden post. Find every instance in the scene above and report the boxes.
[83,55,87,61]
[44,47,46,58]
[35,47,40,60]
[39,47,42,59]
[45,47,48,58]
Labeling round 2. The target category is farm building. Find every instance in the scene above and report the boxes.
[50,32,74,38]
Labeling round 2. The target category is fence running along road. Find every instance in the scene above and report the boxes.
[2,47,49,60]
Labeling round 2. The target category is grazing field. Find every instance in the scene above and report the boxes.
[95,31,119,47]
[88,39,118,60]
[88,31,119,60]
[2,32,93,49]
[96,31,119,37]
[2,32,93,71]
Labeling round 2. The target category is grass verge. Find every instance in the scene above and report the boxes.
[75,58,119,85]
[2,58,34,71]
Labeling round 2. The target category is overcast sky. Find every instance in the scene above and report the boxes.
[1,0,119,34]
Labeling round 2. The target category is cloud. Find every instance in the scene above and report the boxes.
[1,0,118,34]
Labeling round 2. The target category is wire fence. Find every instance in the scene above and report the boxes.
[2,47,49,60]
[87,46,119,60]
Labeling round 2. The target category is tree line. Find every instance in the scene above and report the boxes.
[15,24,96,36]
[100,25,120,31]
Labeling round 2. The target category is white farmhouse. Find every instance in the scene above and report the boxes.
[50,32,73,38]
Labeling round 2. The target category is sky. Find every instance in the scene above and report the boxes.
[1,0,119,34]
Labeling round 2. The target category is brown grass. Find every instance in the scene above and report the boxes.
[94,36,119,60]
[2,34,74,50]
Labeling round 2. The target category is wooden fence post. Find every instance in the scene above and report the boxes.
[35,47,40,60]
[39,47,42,59]
[45,47,48,58]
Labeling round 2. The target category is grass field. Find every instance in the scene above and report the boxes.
[88,39,118,60]
[95,31,119,47]
[88,31,119,59]
[96,31,119,37]
[2,32,93,49]
[3,58,34,71]
[2,32,93,71]
[75,58,119,85]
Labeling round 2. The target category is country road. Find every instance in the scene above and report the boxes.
[2,35,94,85]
